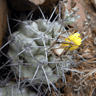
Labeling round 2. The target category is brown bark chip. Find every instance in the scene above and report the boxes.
[0,0,8,47]
[91,0,96,8]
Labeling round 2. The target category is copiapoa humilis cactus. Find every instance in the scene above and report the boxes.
[0,1,89,95]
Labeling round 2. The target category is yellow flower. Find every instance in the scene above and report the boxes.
[61,33,82,51]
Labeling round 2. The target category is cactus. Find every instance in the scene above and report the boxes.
[8,11,82,94]
[8,17,82,83]
[0,1,87,95]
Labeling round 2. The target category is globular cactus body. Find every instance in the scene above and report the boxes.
[8,19,72,84]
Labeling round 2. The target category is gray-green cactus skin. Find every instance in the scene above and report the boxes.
[0,82,36,96]
[8,19,72,84]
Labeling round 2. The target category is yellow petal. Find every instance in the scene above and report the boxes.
[61,33,82,51]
